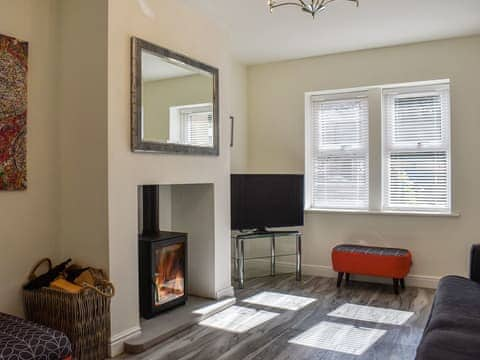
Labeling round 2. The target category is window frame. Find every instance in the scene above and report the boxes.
[381,84,451,213]
[305,79,454,216]
[306,91,370,210]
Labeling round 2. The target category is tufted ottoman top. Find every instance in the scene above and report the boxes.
[0,313,72,360]
[333,244,410,257]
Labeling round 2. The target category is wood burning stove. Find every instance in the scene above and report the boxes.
[139,232,187,318]
[138,185,187,319]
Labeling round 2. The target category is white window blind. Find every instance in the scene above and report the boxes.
[169,103,213,147]
[383,84,450,212]
[309,92,369,209]
[185,111,213,147]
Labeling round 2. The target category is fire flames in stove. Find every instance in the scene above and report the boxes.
[154,243,185,306]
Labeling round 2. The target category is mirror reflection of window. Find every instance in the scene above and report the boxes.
[169,104,213,147]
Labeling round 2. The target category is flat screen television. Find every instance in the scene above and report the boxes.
[231,174,304,231]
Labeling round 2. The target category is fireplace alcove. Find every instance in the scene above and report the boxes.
[126,183,234,354]
[137,183,215,319]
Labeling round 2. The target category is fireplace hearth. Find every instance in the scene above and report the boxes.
[139,185,188,319]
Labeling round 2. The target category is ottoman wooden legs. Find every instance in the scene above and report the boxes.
[337,273,406,294]
[336,272,351,288]
[393,278,406,294]
[337,272,344,288]
[393,278,400,294]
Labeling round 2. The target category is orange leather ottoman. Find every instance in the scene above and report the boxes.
[332,244,412,294]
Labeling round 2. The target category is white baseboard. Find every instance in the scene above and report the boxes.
[301,263,440,289]
[216,285,235,299]
[400,274,440,289]
[246,259,440,289]
[301,263,335,278]
[109,325,142,358]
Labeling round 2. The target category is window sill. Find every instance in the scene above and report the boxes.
[304,208,460,217]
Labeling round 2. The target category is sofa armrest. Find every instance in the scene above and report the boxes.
[470,244,480,282]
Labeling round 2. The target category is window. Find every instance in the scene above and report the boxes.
[307,92,369,210]
[306,80,451,214]
[383,85,450,212]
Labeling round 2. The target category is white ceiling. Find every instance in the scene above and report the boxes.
[181,0,480,64]
[142,51,196,82]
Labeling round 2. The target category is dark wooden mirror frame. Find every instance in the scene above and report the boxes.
[131,37,219,155]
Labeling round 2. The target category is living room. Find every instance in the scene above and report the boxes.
[0,0,479,359]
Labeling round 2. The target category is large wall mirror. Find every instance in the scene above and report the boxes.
[131,37,219,155]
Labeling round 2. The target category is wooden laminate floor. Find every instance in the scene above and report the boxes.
[120,275,435,360]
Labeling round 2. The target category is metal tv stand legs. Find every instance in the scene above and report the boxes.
[235,231,302,289]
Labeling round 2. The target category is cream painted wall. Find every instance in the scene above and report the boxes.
[0,0,59,316]
[57,0,109,270]
[143,74,213,142]
[107,0,245,350]
[247,36,480,286]
[230,62,249,172]
[0,0,247,348]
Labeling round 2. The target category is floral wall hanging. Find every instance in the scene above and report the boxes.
[0,33,28,190]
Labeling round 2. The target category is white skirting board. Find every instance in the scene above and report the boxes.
[244,259,441,289]
[109,325,142,358]
[301,263,441,289]
[216,285,235,299]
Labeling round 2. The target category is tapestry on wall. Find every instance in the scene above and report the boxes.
[0,33,28,190]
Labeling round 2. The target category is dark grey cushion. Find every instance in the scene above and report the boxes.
[416,276,480,360]
[333,244,409,257]
[0,313,71,360]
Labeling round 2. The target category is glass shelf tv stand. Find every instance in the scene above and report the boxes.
[232,230,302,288]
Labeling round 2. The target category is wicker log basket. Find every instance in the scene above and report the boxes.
[23,258,115,360]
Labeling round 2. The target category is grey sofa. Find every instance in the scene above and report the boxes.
[416,245,480,360]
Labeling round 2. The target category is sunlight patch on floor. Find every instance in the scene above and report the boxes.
[242,291,316,311]
[289,321,387,355]
[198,305,278,333]
[328,303,414,325]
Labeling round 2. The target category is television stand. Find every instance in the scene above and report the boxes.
[246,227,298,235]
[232,230,302,289]
[251,227,270,235]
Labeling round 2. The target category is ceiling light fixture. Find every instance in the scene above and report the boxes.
[268,0,359,18]
[137,0,155,19]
